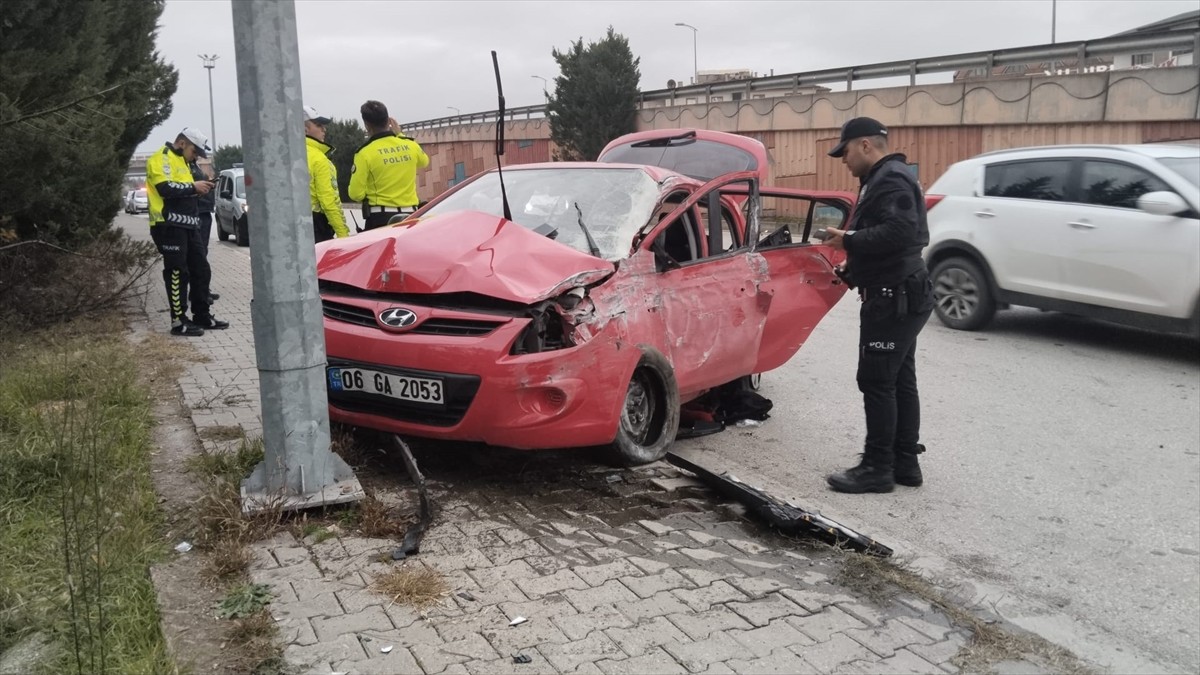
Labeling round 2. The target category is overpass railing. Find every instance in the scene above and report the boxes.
[404,28,1198,130]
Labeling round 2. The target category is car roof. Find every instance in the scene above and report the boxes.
[973,143,1200,161]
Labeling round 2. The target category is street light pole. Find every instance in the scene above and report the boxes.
[675,23,698,84]
[199,54,219,149]
[1051,0,1057,44]
[531,74,548,97]
[446,106,460,115]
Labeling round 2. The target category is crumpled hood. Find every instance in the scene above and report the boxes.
[317,210,615,304]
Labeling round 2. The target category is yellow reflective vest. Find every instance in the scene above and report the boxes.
[348,131,429,208]
[146,143,202,228]
[306,136,349,238]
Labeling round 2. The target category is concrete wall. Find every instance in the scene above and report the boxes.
[410,68,1200,200]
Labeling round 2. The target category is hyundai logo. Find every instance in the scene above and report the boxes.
[379,307,418,329]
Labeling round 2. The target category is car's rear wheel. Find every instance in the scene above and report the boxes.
[610,348,679,466]
[235,216,249,247]
[216,214,230,241]
[932,256,996,331]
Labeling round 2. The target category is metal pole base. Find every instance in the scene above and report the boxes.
[240,452,365,514]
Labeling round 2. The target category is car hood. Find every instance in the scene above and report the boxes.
[317,210,615,304]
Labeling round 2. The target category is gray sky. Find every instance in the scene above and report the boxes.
[139,0,1195,153]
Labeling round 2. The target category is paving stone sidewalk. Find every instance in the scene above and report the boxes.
[128,223,992,674]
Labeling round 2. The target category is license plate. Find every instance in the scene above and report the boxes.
[327,368,444,405]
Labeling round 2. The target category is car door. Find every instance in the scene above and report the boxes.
[976,159,1077,298]
[749,188,854,373]
[215,175,231,226]
[1060,158,1200,317]
[638,172,764,397]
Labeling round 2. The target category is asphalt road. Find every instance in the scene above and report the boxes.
[672,294,1200,673]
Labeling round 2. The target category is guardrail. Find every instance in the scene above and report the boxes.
[404,28,1198,130]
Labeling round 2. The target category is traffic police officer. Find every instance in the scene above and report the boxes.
[303,105,349,243]
[822,117,934,494]
[348,100,429,230]
[146,127,229,336]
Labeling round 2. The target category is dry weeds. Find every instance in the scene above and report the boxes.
[198,425,245,442]
[835,550,1093,674]
[370,565,450,612]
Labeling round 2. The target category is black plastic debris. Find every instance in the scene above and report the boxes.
[457,591,477,602]
[665,452,893,557]
[391,435,434,560]
[512,654,533,664]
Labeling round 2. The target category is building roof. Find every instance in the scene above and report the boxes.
[1111,10,1199,36]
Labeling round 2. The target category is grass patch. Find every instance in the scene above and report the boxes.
[0,325,174,672]
[370,565,450,611]
[198,425,245,442]
[835,551,1092,674]
[215,583,274,620]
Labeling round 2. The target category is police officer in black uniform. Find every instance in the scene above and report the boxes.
[189,158,219,304]
[822,117,935,494]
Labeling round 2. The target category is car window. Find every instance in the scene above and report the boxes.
[1080,161,1172,209]
[420,168,661,261]
[984,160,1071,202]
[696,196,740,254]
[600,139,758,182]
[234,175,246,198]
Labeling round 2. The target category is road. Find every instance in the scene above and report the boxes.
[672,294,1200,673]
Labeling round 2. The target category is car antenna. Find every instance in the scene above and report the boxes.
[491,50,514,223]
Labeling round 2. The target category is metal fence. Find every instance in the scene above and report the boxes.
[404,28,1199,131]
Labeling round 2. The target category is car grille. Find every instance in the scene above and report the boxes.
[326,359,480,427]
[322,299,503,336]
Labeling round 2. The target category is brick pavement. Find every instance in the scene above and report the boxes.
[125,218,1012,674]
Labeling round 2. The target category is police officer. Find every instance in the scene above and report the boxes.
[189,157,220,303]
[303,105,349,243]
[822,117,934,494]
[348,100,429,230]
[146,127,229,336]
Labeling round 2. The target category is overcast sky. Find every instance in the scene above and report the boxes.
[139,0,1195,153]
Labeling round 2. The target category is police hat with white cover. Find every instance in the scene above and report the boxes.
[303,105,331,126]
[179,127,212,158]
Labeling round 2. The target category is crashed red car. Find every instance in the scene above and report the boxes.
[317,130,855,464]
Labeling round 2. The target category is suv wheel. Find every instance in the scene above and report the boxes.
[932,257,996,331]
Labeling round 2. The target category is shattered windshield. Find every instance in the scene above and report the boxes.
[422,167,661,261]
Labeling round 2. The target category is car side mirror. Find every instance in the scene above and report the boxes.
[1137,191,1190,217]
[220,189,232,199]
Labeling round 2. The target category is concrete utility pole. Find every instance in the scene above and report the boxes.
[231,0,363,513]
[199,54,219,150]
[1051,0,1057,44]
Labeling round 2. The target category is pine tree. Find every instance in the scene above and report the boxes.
[547,27,641,162]
[0,0,177,245]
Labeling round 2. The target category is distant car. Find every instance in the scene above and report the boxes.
[214,167,249,246]
[925,144,1200,336]
[317,129,856,464]
[125,188,148,214]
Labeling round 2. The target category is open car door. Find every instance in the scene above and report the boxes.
[732,186,857,374]
[635,171,765,398]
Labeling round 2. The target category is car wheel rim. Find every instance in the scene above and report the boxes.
[934,268,978,321]
[621,371,655,445]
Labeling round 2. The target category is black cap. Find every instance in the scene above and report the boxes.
[828,117,888,158]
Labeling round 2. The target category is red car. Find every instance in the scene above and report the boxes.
[317,130,855,464]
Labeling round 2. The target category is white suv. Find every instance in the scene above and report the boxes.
[925,144,1200,336]
[214,167,249,246]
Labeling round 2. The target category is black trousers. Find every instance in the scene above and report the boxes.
[362,209,414,231]
[198,212,212,255]
[856,270,934,466]
[313,211,334,243]
[150,225,211,323]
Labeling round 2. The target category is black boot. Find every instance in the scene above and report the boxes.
[894,444,925,487]
[827,454,894,494]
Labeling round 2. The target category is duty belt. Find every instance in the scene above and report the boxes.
[368,205,416,215]
[860,286,896,301]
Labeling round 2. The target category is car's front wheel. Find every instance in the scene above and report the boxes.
[932,256,996,331]
[610,348,679,466]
